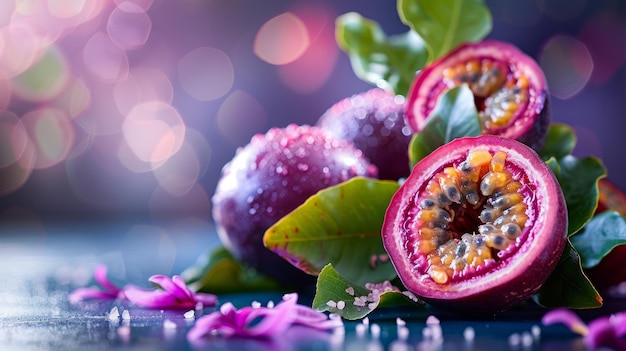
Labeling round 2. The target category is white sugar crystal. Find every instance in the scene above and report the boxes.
[183,310,195,319]
[195,302,203,311]
[326,300,337,308]
[163,319,177,330]
[267,300,275,308]
[345,286,355,296]
[121,310,130,320]
[108,307,120,321]
[353,296,367,307]
[463,326,475,341]
[251,301,261,308]
[396,317,406,326]
[425,315,440,325]
[362,317,370,326]
[370,323,381,338]
[336,300,346,310]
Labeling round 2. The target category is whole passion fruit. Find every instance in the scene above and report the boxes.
[586,179,626,290]
[212,124,378,287]
[382,135,567,313]
[316,88,413,180]
[406,40,550,152]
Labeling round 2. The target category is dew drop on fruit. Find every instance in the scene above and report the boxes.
[295,147,307,158]
[297,163,309,172]
[362,124,374,136]
[355,108,366,119]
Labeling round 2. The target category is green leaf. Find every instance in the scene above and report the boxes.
[570,211,626,268]
[539,124,577,161]
[312,264,421,320]
[550,155,606,236]
[336,12,428,96]
[263,177,399,286]
[408,84,481,167]
[398,0,492,62]
[181,247,281,294]
[533,240,602,309]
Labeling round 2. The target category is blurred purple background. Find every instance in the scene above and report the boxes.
[0,0,624,234]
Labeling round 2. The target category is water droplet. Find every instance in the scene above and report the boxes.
[297,163,309,171]
[295,146,306,158]
[354,108,366,119]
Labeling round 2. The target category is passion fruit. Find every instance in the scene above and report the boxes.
[406,40,550,152]
[585,179,626,290]
[316,88,413,180]
[382,135,567,313]
[212,124,378,287]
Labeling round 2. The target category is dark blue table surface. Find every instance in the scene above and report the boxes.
[0,222,623,351]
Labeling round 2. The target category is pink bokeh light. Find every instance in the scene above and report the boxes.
[254,12,310,66]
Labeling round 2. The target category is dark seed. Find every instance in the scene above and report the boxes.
[455,242,467,257]
[501,223,521,238]
[420,198,436,209]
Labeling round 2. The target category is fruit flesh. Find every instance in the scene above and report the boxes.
[406,40,550,152]
[412,149,529,285]
[382,136,567,313]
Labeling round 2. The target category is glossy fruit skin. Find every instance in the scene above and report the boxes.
[316,88,413,180]
[586,179,626,290]
[212,124,378,287]
[406,40,550,152]
[382,135,567,313]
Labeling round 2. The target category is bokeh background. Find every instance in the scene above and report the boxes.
[0,0,624,237]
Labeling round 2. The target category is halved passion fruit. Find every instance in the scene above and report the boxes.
[406,40,550,151]
[382,135,567,313]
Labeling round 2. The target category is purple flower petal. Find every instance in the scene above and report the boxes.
[542,308,588,335]
[187,293,341,341]
[587,315,626,350]
[92,264,121,294]
[148,275,190,301]
[68,287,117,304]
[70,265,217,310]
[193,292,219,307]
[610,312,626,336]
[68,265,123,303]
[172,275,195,300]
[187,312,226,340]
[543,308,626,350]
[124,285,186,309]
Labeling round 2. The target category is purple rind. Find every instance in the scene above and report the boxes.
[316,88,413,181]
[211,124,378,288]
